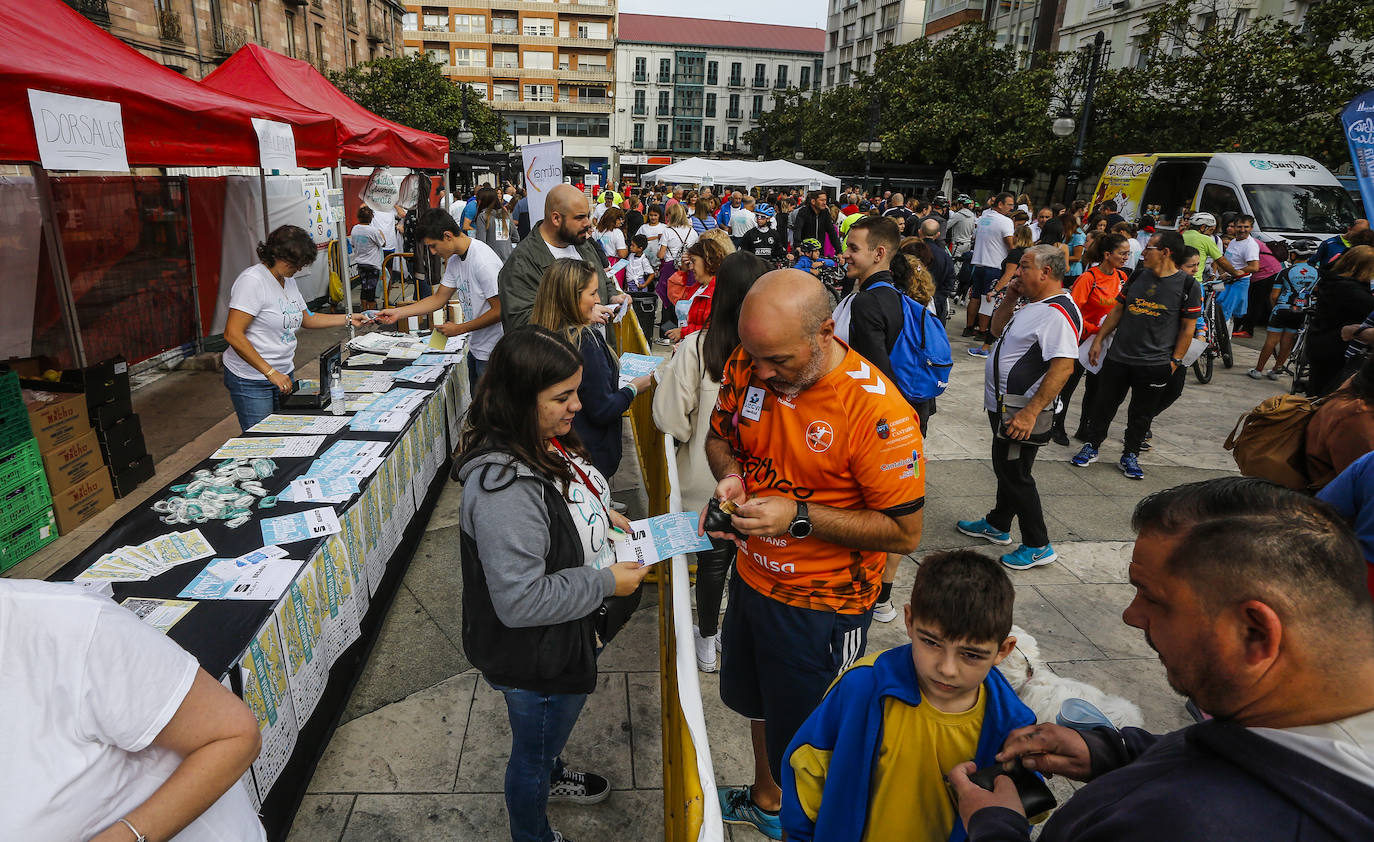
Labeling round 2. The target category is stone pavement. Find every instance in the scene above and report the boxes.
[292,331,1287,841]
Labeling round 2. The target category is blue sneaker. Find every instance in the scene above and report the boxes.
[719,786,782,840]
[956,518,1013,545]
[1119,453,1144,480]
[1001,543,1058,570]
[1071,444,1099,467]
[968,346,990,358]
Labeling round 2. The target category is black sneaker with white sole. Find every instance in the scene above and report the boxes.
[549,767,611,804]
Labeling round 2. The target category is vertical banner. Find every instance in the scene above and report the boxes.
[251,118,297,171]
[1342,90,1374,217]
[521,139,564,226]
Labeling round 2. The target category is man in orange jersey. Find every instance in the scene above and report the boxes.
[702,269,927,839]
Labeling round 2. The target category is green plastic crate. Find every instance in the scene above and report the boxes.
[0,367,19,411]
[0,507,57,573]
[0,474,51,524]
[0,438,43,493]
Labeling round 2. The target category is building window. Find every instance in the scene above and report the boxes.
[350,38,357,66]
[677,54,704,84]
[814,58,823,89]
[506,115,552,137]
[453,48,486,67]
[524,50,553,69]
[422,13,447,31]
[251,0,262,43]
[558,116,610,137]
[656,123,669,148]
[706,60,718,85]
[453,14,484,33]
[314,23,323,63]
[658,58,671,82]
[525,84,554,102]
[753,63,766,86]
[284,10,297,58]
[492,15,516,34]
[703,125,715,150]
[402,11,416,29]
[727,92,740,117]
[657,90,670,115]
[729,62,742,85]
[705,92,716,117]
[727,125,738,146]
[838,62,850,83]
[633,90,646,114]
[634,56,647,82]
[577,54,605,71]
[799,65,810,89]
[776,64,788,88]
[572,85,608,103]
[464,82,488,100]
[493,82,519,101]
[633,123,645,148]
[674,121,700,149]
[751,94,762,119]
[676,88,702,116]
[523,17,553,36]
[576,21,608,39]
[494,50,518,68]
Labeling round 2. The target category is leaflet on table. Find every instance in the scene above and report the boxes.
[613,512,714,566]
[350,410,412,432]
[75,529,216,582]
[360,387,429,415]
[617,353,662,387]
[281,476,361,504]
[219,675,263,812]
[414,352,464,367]
[246,414,352,436]
[340,505,370,618]
[260,507,342,545]
[179,551,302,601]
[348,331,424,354]
[240,617,297,797]
[340,370,395,393]
[392,364,444,384]
[212,435,326,460]
[277,558,328,728]
[427,331,467,353]
[120,597,197,632]
[385,346,424,361]
[345,352,387,367]
[314,533,361,668]
[344,395,380,412]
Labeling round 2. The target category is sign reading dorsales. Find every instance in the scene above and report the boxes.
[521,140,564,226]
[253,118,298,171]
[27,89,128,172]
[1343,89,1374,218]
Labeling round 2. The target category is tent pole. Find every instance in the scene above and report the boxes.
[180,174,204,353]
[258,167,270,240]
[34,166,87,368]
[332,162,355,339]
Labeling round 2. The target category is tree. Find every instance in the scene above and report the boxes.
[331,54,510,154]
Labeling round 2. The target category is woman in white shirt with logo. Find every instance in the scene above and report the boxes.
[221,225,366,430]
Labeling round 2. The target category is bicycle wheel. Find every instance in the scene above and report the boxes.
[1211,298,1235,368]
[1193,350,1214,384]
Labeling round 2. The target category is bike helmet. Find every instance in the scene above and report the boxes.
[754,203,776,218]
[1190,211,1217,229]
[800,238,822,252]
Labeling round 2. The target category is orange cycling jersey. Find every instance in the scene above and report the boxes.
[710,341,926,613]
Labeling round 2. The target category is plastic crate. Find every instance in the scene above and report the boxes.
[0,507,58,573]
[0,438,43,492]
[0,367,20,411]
[0,474,52,524]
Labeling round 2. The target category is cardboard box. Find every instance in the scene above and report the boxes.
[110,452,155,498]
[40,429,105,494]
[98,413,146,467]
[52,465,115,535]
[0,507,58,573]
[67,357,131,412]
[23,389,91,451]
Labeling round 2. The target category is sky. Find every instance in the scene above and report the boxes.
[618,0,829,31]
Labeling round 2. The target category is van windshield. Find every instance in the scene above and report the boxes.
[1242,184,1358,233]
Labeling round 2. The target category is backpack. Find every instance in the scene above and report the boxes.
[1223,394,1324,489]
[868,281,953,402]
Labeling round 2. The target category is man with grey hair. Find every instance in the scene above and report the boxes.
[920,217,957,321]
[958,244,1080,571]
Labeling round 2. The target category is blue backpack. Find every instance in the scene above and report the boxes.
[868,281,952,402]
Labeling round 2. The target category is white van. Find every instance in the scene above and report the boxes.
[1089,152,1360,252]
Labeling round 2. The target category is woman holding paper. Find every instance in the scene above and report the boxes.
[222,225,367,430]
[531,258,652,478]
[455,326,650,842]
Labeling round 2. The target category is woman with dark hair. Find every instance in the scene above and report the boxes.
[691,198,719,234]
[472,185,514,261]
[1063,212,1086,282]
[532,258,653,477]
[1308,246,1374,396]
[652,252,770,671]
[1053,232,1132,444]
[455,326,651,842]
[594,207,628,260]
[221,225,366,430]
[1306,354,1374,490]
[1038,217,1069,260]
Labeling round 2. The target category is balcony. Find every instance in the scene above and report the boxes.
[727,77,743,88]
[774,79,787,89]
[439,66,613,82]
[157,8,183,42]
[656,105,669,116]
[633,105,646,115]
[632,138,644,149]
[213,23,250,55]
[749,109,761,120]
[492,99,611,113]
[702,140,714,152]
[752,78,768,89]
[673,106,704,118]
[63,0,109,24]
[633,71,647,82]
[657,73,671,83]
[725,108,742,120]
[404,29,612,49]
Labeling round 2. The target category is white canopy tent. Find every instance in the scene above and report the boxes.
[642,157,839,190]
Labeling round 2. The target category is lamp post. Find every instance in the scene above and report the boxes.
[861,98,881,196]
[1062,31,1104,205]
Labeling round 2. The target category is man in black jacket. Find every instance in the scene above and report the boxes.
[950,477,1374,841]
[792,190,842,256]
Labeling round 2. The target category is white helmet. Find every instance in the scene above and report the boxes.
[1190,211,1217,229]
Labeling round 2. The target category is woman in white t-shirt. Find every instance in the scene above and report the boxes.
[222,225,367,430]
[0,578,265,842]
[637,206,666,268]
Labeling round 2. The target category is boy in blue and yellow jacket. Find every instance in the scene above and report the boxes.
[782,549,1034,842]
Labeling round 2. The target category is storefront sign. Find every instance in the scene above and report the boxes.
[521,139,564,225]
[27,89,128,172]
[252,118,298,171]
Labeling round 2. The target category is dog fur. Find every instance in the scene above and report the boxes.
[997,625,1145,729]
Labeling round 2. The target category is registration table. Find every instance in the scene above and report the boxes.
[51,342,470,840]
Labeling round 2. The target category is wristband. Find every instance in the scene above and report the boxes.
[625,383,638,398]
[725,472,745,487]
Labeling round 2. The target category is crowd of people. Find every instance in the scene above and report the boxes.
[20,175,1374,842]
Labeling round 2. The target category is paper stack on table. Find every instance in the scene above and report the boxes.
[618,353,663,388]
[348,332,423,354]
[280,476,360,504]
[392,364,444,384]
[349,410,412,432]
[179,546,301,601]
[340,371,394,394]
[613,512,713,566]
[385,346,424,361]
[413,352,464,367]
[121,597,198,632]
[212,436,327,460]
[345,353,387,367]
[358,388,429,415]
[75,528,217,582]
[247,415,351,436]
[260,507,342,545]
[304,440,389,481]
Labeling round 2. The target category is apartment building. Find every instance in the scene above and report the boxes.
[1055,0,1307,67]
[613,13,824,167]
[403,0,616,168]
[62,0,406,79]
[821,0,929,87]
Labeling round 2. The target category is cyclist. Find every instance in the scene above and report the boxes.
[741,204,787,265]
[793,238,830,276]
[1252,250,1320,380]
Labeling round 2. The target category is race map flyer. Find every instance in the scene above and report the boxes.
[240,618,297,797]
[277,560,328,729]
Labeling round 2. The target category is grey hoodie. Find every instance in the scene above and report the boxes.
[457,451,615,629]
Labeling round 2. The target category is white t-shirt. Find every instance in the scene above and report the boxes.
[441,239,505,361]
[729,211,757,239]
[222,264,307,381]
[639,222,666,265]
[660,225,698,264]
[984,292,1083,411]
[545,240,583,261]
[596,228,626,258]
[0,579,265,842]
[972,209,1014,268]
[349,223,384,268]
[1225,236,1260,280]
[592,203,609,222]
[559,451,616,570]
[1124,237,1143,270]
[373,210,400,252]
[1252,708,1374,783]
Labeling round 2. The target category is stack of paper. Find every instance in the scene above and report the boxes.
[358,388,429,415]
[279,476,360,504]
[212,436,327,460]
[180,546,301,600]
[260,507,343,546]
[392,364,444,384]
[385,346,424,361]
[340,371,395,394]
[345,353,387,367]
[413,352,464,367]
[349,410,412,432]
[75,529,217,582]
[303,440,389,481]
[247,415,351,436]
[348,332,423,354]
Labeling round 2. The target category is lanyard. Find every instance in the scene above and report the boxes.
[550,438,612,524]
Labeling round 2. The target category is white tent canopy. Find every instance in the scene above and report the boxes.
[641,157,839,190]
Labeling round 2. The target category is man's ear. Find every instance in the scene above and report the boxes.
[1235,600,1283,668]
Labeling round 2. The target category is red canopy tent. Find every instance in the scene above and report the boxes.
[0,0,339,168]
[203,44,450,169]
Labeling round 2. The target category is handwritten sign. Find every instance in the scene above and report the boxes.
[27,89,128,172]
[361,167,400,214]
[252,118,297,171]
[521,139,564,226]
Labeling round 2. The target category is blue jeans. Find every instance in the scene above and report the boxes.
[223,368,283,431]
[468,355,488,395]
[488,681,588,842]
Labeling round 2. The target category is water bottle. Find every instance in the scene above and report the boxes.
[329,369,345,415]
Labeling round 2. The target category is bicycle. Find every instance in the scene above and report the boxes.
[1192,278,1234,384]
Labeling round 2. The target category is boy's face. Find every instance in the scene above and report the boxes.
[630,243,643,256]
[905,607,1015,713]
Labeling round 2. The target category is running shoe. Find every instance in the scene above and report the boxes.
[1119,453,1144,480]
[968,347,989,358]
[1233,330,1252,338]
[1266,370,1281,381]
[719,786,782,840]
[549,768,610,804]
[1071,444,1099,467]
[1247,368,1264,379]
[872,599,898,623]
[693,625,719,673]
[1001,543,1058,570]
[956,518,1013,545]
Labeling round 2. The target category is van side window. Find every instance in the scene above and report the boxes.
[1199,183,1242,219]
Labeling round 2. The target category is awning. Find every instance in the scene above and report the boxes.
[642,157,839,189]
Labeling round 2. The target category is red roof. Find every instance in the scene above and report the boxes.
[617,14,824,53]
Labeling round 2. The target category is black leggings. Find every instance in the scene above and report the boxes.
[695,536,736,637]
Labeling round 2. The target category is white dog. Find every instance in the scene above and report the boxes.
[996,625,1144,730]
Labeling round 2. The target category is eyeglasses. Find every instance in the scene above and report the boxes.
[1143,245,1161,251]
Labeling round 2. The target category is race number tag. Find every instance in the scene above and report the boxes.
[742,386,766,421]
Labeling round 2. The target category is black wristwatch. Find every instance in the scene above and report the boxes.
[1170,357,1183,366]
[787,501,813,539]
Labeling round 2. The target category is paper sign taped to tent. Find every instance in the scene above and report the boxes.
[300,173,335,245]
[361,167,400,214]
[27,89,128,172]
[252,118,297,171]
[521,140,564,227]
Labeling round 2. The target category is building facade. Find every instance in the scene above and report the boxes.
[62,0,406,79]
[402,0,616,169]
[821,0,928,87]
[614,13,824,167]
[1054,0,1305,68]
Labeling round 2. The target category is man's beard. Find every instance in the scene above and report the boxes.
[560,221,589,245]
[768,339,828,399]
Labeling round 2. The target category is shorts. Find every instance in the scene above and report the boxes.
[719,569,871,779]
[1268,309,1304,333]
[357,264,380,296]
[970,265,1001,297]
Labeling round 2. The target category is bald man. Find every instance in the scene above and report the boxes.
[702,270,927,836]
[498,182,625,330]
[920,217,958,321]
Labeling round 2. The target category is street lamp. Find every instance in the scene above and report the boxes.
[456,83,474,147]
[1063,31,1105,204]
[1052,115,1075,138]
[862,99,881,196]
